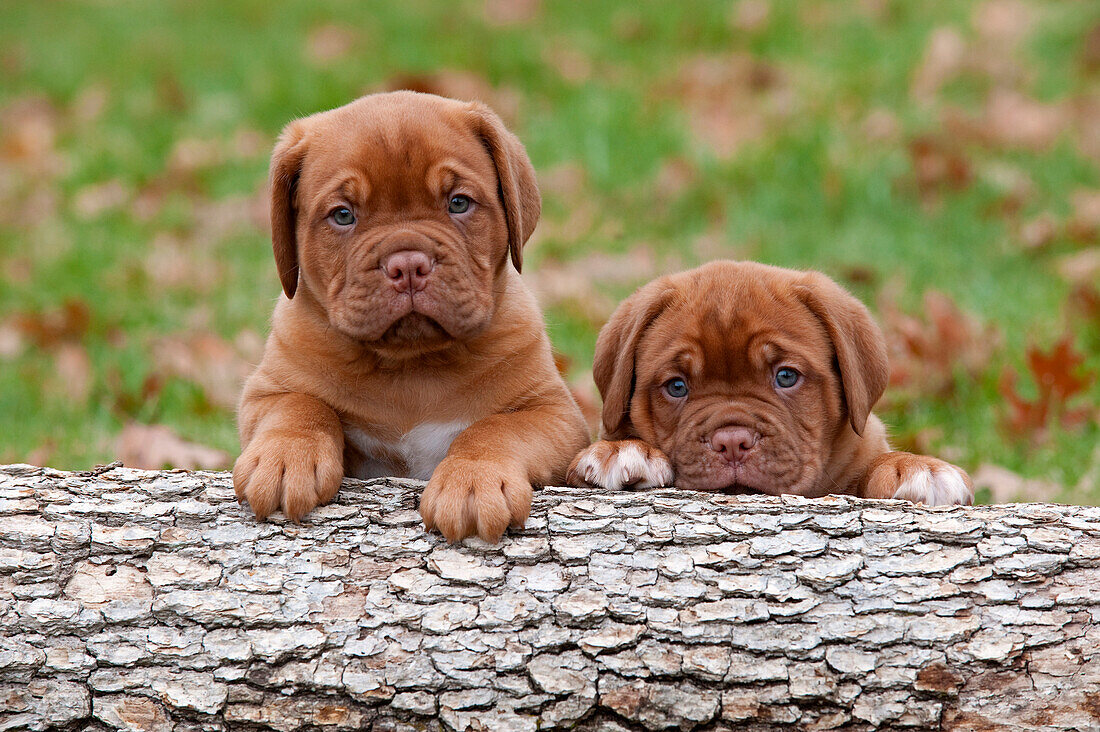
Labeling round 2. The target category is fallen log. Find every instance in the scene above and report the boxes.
[1,463,1099,731]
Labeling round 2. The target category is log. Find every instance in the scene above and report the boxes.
[2,464,1100,732]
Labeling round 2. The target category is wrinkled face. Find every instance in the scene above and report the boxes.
[627,268,847,495]
[274,93,530,355]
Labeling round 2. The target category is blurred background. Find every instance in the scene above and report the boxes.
[1,0,1098,503]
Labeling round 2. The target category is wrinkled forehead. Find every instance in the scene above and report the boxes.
[297,96,495,190]
[641,280,834,380]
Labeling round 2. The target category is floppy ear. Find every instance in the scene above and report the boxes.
[468,103,540,273]
[594,280,676,440]
[269,121,309,299]
[795,273,889,436]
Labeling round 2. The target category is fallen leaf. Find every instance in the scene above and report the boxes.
[880,289,999,397]
[1018,213,1059,251]
[379,71,521,125]
[862,108,900,142]
[911,27,966,103]
[115,423,230,471]
[73,179,130,220]
[152,332,257,411]
[12,299,91,348]
[1057,248,1100,287]
[999,334,1096,442]
[527,246,662,328]
[972,89,1069,151]
[483,0,541,27]
[305,24,357,66]
[669,53,794,158]
[905,135,973,203]
[971,463,1060,503]
[729,0,771,33]
[54,343,93,403]
[972,0,1033,48]
[0,96,64,177]
[1067,189,1100,244]
[1083,23,1100,73]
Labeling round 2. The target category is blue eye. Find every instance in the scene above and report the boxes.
[448,195,471,214]
[664,378,689,398]
[775,367,800,388]
[332,207,355,226]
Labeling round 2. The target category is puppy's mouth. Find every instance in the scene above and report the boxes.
[379,312,449,345]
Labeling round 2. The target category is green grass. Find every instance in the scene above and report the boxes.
[1,0,1098,501]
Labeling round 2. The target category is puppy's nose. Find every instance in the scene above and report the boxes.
[382,250,434,293]
[710,427,758,463]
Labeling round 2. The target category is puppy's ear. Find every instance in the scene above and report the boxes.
[796,273,889,436]
[468,104,540,273]
[269,120,310,299]
[594,281,676,440]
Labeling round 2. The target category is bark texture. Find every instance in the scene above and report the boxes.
[2,464,1100,732]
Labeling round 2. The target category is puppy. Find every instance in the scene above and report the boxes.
[234,91,589,541]
[567,260,973,505]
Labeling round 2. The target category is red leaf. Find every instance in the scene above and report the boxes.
[999,334,1097,442]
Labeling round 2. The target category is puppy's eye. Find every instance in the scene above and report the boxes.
[448,195,471,214]
[663,377,689,399]
[331,207,355,226]
[775,367,800,389]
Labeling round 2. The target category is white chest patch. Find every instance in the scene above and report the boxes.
[344,421,470,481]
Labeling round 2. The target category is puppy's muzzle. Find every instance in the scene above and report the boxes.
[383,250,435,294]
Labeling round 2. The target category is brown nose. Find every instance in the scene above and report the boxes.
[710,427,758,463]
[382,250,434,293]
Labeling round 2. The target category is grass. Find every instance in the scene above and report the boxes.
[1,0,1098,501]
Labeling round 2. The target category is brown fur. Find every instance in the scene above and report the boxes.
[235,91,589,540]
[567,261,973,504]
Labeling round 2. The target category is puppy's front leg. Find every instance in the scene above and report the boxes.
[858,451,974,506]
[566,439,674,491]
[420,405,588,542]
[234,392,345,522]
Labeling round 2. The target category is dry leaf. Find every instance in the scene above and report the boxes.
[0,96,65,177]
[730,0,771,33]
[54,343,93,403]
[978,89,1069,151]
[379,72,521,125]
[906,135,973,203]
[880,289,999,397]
[305,25,357,66]
[116,423,229,471]
[483,0,541,27]
[152,332,257,411]
[1067,189,1100,244]
[12,299,90,348]
[670,53,794,158]
[911,27,966,103]
[73,179,130,220]
[999,334,1096,442]
[972,463,1060,503]
[1057,248,1100,287]
[972,0,1033,48]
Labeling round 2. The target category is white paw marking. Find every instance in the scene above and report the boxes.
[574,442,674,490]
[345,421,470,481]
[893,466,972,506]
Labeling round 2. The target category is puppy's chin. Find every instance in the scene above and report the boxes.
[671,460,814,497]
[378,313,451,350]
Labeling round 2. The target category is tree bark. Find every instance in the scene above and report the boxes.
[2,464,1100,731]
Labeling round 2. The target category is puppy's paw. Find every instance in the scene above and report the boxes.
[864,452,973,506]
[420,458,531,542]
[566,439,674,490]
[233,430,344,522]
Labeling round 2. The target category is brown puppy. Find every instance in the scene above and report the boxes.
[234,91,589,541]
[567,261,973,505]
